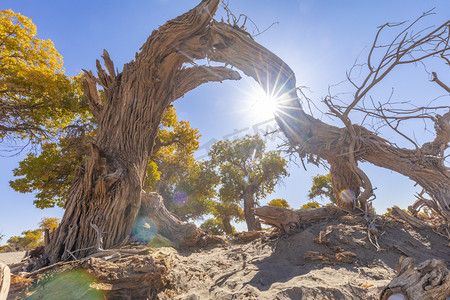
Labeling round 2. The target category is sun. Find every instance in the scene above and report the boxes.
[249,88,280,120]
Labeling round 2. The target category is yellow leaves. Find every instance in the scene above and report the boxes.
[38,217,60,231]
[0,10,89,141]
[268,198,290,208]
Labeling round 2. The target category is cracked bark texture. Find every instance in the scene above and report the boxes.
[47,0,449,263]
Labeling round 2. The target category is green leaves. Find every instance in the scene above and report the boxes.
[308,173,335,204]
[209,135,289,205]
[208,135,289,227]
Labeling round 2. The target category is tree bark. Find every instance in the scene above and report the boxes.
[243,191,262,231]
[46,0,240,263]
[380,257,450,300]
[222,217,233,235]
[254,205,346,233]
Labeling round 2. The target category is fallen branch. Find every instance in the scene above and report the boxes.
[390,206,430,229]
[254,205,347,233]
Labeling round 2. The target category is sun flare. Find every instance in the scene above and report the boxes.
[249,88,280,119]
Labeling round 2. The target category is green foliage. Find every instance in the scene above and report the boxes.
[200,218,236,235]
[0,10,90,142]
[10,106,198,209]
[300,201,321,209]
[268,198,290,208]
[308,173,335,204]
[208,135,289,229]
[10,133,90,208]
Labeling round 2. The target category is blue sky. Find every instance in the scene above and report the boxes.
[1,0,449,242]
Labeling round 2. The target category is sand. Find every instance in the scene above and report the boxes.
[0,252,25,266]
[7,214,450,299]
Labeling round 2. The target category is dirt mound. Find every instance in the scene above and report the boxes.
[8,215,450,299]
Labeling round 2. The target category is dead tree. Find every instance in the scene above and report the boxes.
[47,0,449,263]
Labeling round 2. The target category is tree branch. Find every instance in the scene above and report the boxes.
[174,66,241,100]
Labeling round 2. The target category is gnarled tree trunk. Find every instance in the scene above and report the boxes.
[46,0,241,263]
[47,0,449,263]
[380,257,450,300]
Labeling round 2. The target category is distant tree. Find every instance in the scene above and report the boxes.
[7,229,43,250]
[209,201,244,234]
[300,201,321,209]
[38,217,60,231]
[268,198,290,208]
[144,107,203,215]
[308,174,335,204]
[208,135,289,231]
[0,10,89,146]
[167,161,218,221]
[200,218,235,236]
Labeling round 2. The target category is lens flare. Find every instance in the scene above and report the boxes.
[339,189,355,204]
[26,270,104,299]
[133,217,157,243]
[173,192,188,207]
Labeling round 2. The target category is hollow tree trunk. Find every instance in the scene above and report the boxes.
[46,0,240,263]
[243,191,262,231]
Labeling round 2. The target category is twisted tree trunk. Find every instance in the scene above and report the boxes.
[46,0,240,263]
[47,0,449,263]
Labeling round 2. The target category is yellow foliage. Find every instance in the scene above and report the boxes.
[268,199,290,208]
[301,201,321,209]
[39,217,60,231]
[0,10,89,140]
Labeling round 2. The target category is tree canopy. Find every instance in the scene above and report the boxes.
[308,173,335,204]
[0,10,89,146]
[208,135,289,231]
[268,198,290,208]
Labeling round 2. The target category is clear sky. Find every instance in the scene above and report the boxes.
[1,0,449,242]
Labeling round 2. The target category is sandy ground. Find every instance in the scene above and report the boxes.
[157,214,449,299]
[0,251,25,265]
[7,213,450,299]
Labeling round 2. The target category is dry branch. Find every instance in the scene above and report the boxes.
[390,205,430,229]
[380,257,450,300]
[254,205,346,233]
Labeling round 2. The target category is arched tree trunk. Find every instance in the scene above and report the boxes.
[47,0,449,263]
[46,0,241,263]
[202,19,450,220]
